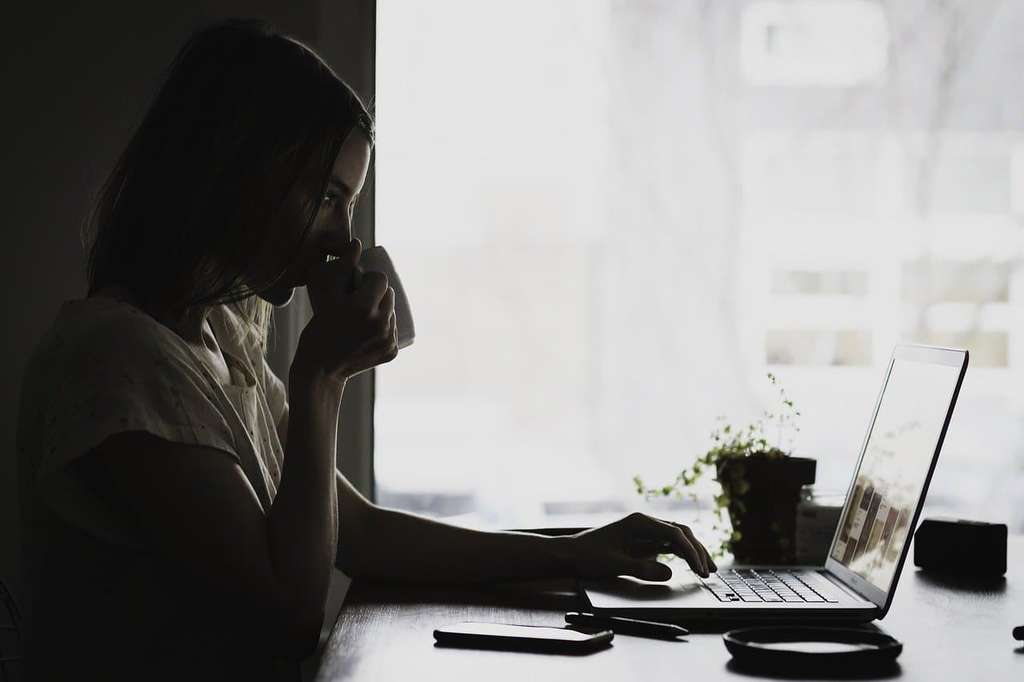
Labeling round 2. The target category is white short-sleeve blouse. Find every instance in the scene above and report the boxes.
[16,296,296,681]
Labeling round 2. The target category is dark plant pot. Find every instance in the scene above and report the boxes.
[716,455,816,565]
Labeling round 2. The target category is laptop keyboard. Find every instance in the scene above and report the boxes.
[700,569,839,603]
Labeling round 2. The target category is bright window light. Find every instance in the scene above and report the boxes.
[374,0,1024,534]
[741,0,888,86]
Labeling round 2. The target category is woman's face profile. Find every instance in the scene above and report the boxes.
[257,129,372,307]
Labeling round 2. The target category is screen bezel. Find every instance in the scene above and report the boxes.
[824,344,968,617]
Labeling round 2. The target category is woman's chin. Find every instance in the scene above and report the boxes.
[257,283,296,307]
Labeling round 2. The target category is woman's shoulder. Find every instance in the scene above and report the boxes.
[26,297,193,386]
[54,296,178,350]
[16,297,198,456]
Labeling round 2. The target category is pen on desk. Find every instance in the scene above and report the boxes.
[565,612,689,639]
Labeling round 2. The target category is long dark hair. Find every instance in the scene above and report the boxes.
[81,17,374,355]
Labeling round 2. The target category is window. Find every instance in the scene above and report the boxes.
[374,0,1024,535]
[740,0,888,86]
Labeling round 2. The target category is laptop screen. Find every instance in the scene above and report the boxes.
[829,354,962,592]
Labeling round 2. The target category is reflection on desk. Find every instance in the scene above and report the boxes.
[315,536,1024,681]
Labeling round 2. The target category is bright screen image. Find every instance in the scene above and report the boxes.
[831,357,960,590]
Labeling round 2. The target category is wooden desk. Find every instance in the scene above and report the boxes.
[315,537,1024,681]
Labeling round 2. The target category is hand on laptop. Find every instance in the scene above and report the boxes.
[569,512,715,580]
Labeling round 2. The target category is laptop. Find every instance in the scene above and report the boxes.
[581,344,969,624]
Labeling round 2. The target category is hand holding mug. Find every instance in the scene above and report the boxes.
[292,236,398,386]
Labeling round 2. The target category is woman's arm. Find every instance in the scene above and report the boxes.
[268,370,343,641]
[333,470,713,583]
[333,470,576,583]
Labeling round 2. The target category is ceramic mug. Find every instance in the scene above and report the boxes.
[357,245,415,349]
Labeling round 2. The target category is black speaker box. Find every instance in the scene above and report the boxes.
[914,517,1007,578]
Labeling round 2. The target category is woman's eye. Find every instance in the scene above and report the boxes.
[322,192,338,208]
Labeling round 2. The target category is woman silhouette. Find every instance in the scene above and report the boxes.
[15,17,713,681]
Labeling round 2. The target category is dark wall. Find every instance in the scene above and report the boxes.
[0,0,323,603]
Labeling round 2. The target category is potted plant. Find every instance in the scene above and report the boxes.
[633,373,815,564]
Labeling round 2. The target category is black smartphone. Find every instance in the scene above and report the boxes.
[433,622,613,654]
